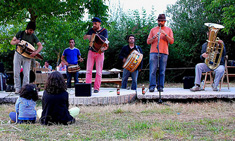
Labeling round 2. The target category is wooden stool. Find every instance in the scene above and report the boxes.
[202,55,229,91]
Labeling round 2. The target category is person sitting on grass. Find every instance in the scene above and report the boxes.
[38,71,79,125]
[9,84,38,124]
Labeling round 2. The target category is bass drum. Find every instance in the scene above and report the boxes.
[20,70,36,83]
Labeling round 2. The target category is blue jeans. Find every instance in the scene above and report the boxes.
[149,53,168,89]
[121,69,138,90]
[67,71,79,88]
[9,112,36,123]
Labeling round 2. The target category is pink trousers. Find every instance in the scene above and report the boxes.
[86,50,104,90]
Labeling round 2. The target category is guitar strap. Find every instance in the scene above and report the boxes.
[93,28,106,35]
[19,30,24,40]
[136,45,141,53]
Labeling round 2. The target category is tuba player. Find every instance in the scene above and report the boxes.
[190,32,226,92]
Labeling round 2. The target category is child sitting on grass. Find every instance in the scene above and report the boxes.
[38,71,79,125]
[9,84,38,124]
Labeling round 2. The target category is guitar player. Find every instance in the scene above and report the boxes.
[10,21,43,94]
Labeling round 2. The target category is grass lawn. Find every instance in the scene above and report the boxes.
[0,82,235,140]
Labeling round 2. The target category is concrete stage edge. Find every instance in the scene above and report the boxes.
[0,87,234,106]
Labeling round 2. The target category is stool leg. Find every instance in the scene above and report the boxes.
[219,75,224,91]
[226,68,230,89]
[203,72,208,90]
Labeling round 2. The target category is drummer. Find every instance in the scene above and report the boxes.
[119,34,143,90]
[61,38,84,88]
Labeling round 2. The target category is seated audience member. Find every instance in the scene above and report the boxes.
[9,84,38,124]
[39,71,79,125]
[57,61,67,71]
[35,61,41,68]
[43,61,52,71]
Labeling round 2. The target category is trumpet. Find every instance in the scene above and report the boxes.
[204,23,224,70]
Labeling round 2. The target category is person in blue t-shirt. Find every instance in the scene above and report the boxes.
[61,38,84,88]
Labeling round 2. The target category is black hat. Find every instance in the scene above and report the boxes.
[157,14,166,21]
[92,17,101,23]
[26,21,36,30]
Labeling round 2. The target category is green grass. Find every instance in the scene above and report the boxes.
[0,101,234,140]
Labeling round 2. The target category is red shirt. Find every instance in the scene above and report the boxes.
[147,26,174,55]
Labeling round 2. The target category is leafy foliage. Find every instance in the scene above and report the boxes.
[0,0,108,69]
[0,0,234,82]
[167,0,235,66]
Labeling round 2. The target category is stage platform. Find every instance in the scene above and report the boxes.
[0,87,234,105]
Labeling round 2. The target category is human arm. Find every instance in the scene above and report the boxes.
[83,28,93,41]
[83,34,92,41]
[61,55,69,66]
[139,47,143,71]
[78,56,84,62]
[43,65,52,71]
[161,29,174,44]
[200,42,208,61]
[15,98,20,114]
[119,46,128,64]
[147,28,157,45]
[30,42,43,57]
[10,37,21,45]
[48,65,53,71]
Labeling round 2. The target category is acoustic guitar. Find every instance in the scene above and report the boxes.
[16,40,43,60]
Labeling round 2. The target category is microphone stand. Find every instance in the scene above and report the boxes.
[156,25,163,104]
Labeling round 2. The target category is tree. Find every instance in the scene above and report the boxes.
[0,0,108,23]
[166,0,208,68]
[203,0,235,58]
[0,0,108,70]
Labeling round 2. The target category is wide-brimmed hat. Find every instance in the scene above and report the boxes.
[157,14,166,21]
[92,17,101,23]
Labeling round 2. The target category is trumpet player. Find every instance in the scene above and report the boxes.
[147,14,174,92]
[190,35,226,92]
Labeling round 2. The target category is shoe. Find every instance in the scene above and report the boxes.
[149,87,154,92]
[190,85,201,92]
[8,120,15,124]
[157,86,163,92]
[94,90,99,93]
[15,90,20,94]
[158,88,163,92]
[211,83,218,91]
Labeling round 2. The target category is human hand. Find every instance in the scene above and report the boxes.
[79,57,84,62]
[161,30,167,36]
[16,39,21,44]
[123,58,126,63]
[64,62,69,66]
[202,53,208,58]
[30,51,37,57]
